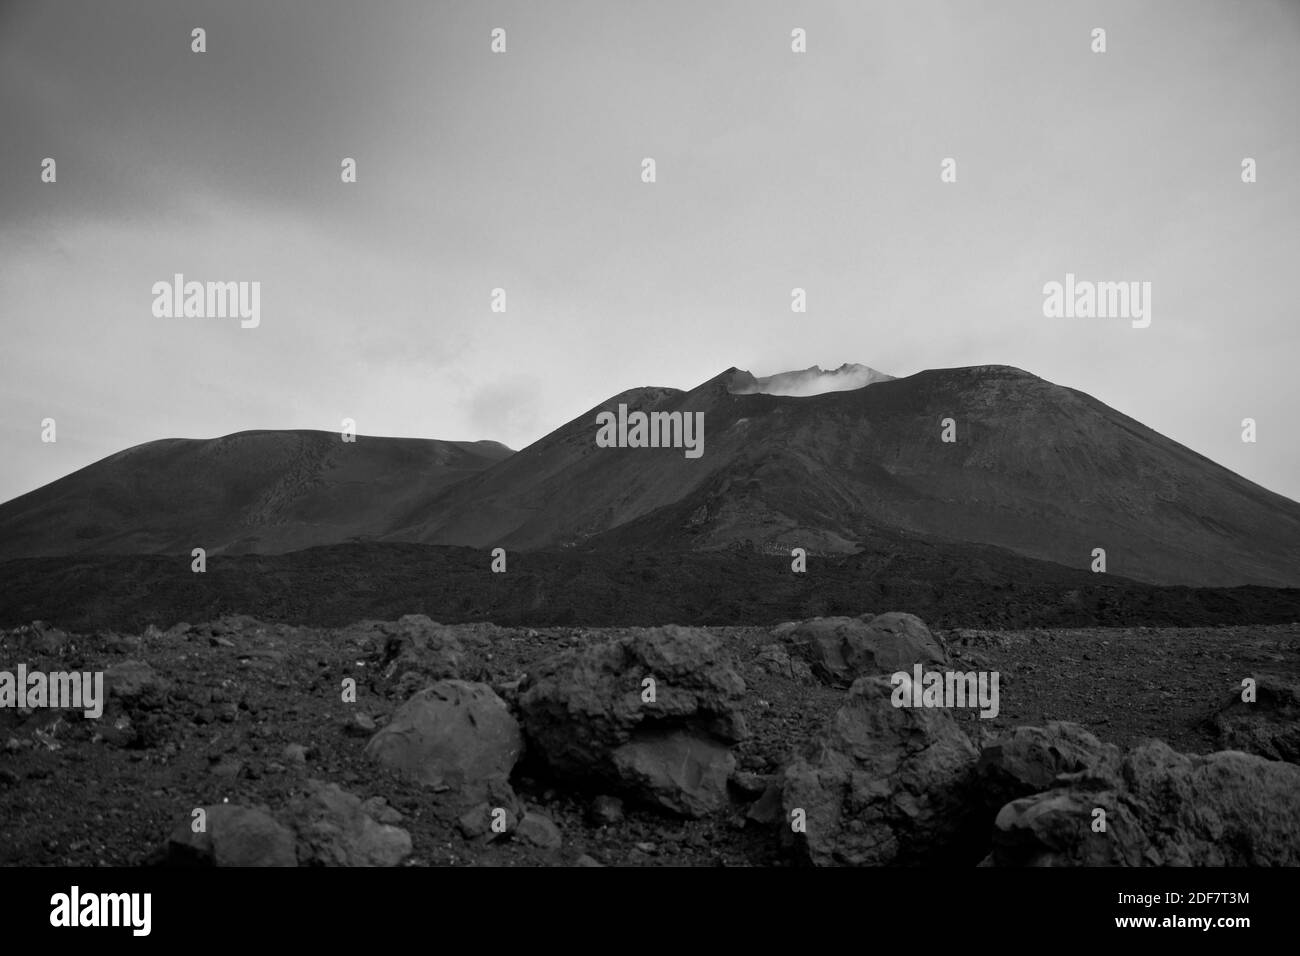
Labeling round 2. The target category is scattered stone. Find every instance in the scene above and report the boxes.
[286,779,412,867]
[729,770,770,800]
[587,795,624,827]
[745,781,783,826]
[162,804,296,867]
[104,661,172,701]
[344,712,377,737]
[360,796,403,826]
[755,644,814,683]
[516,812,562,850]
[29,622,71,656]
[209,757,244,780]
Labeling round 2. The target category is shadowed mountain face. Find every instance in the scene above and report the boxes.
[0,430,512,558]
[386,365,1300,588]
[1,366,1297,588]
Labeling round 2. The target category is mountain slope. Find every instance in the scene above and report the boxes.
[0,430,512,558]
[2,365,1296,589]
[389,365,1300,587]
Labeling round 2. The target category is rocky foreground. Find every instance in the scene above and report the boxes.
[1,614,1298,867]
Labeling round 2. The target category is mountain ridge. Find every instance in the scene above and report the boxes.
[1,365,1296,589]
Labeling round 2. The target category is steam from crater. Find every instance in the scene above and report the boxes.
[728,363,895,397]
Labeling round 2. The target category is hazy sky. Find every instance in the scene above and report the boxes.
[2,0,1297,504]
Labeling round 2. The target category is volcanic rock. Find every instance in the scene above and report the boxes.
[1207,674,1300,764]
[364,680,523,806]
[104,661,171,701]
[162,804,297,867]
[517,811,562,850]
[285,779,412,867]
[779,612,948,687]
[517,626,747,817]
[991,741,1300,866]
[976,721,1122,812]
[782,674,979,865]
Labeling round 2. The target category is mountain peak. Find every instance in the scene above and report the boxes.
[727,363,895,397]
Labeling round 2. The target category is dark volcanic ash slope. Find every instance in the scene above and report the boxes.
[0,430,512,558]
[2,365,1296,589]
[392,365,1300,588]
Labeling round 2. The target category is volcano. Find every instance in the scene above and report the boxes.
[1,365,1297,589]
[381,364,1300,588]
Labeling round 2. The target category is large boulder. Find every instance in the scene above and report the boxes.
[517,626,747,817]
[364,680,523,806]
[1207,674,1300,765]
[778,612,947,687]
[345,615,469,698]
[992,789,1149,866]
[976,721,1122,813]
[782,675,980,866]
[284,779,412,867]
[161,804,297,867]
[990,741,1300,866]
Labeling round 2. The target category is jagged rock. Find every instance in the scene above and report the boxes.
[209,756,243,779]
[587,795,624,826]
[517,811,562,849]
[360,796,403,825]
[517,626,747,817]
[755,644,814,683]
[993,789,1149,866]
[344,712,377,737]
[283,743,309,765]
[370,615,467,691]
[456,797,522,839]
[779,612,948,687]
[103,661,171,701]
[990,741,1300,866]
[285,779,412,867]
[28,622,71,656]
[745,782,783,826]
[163,804,297,867]
[364,680,523,806]
[1208,674,1300,764]
[729,771,770,800]
[611,729,736,817]
[976,721,1122,812]
[782,675,979,865]
[458,803,493,838]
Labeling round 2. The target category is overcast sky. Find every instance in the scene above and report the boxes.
[1,0,1296,504]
